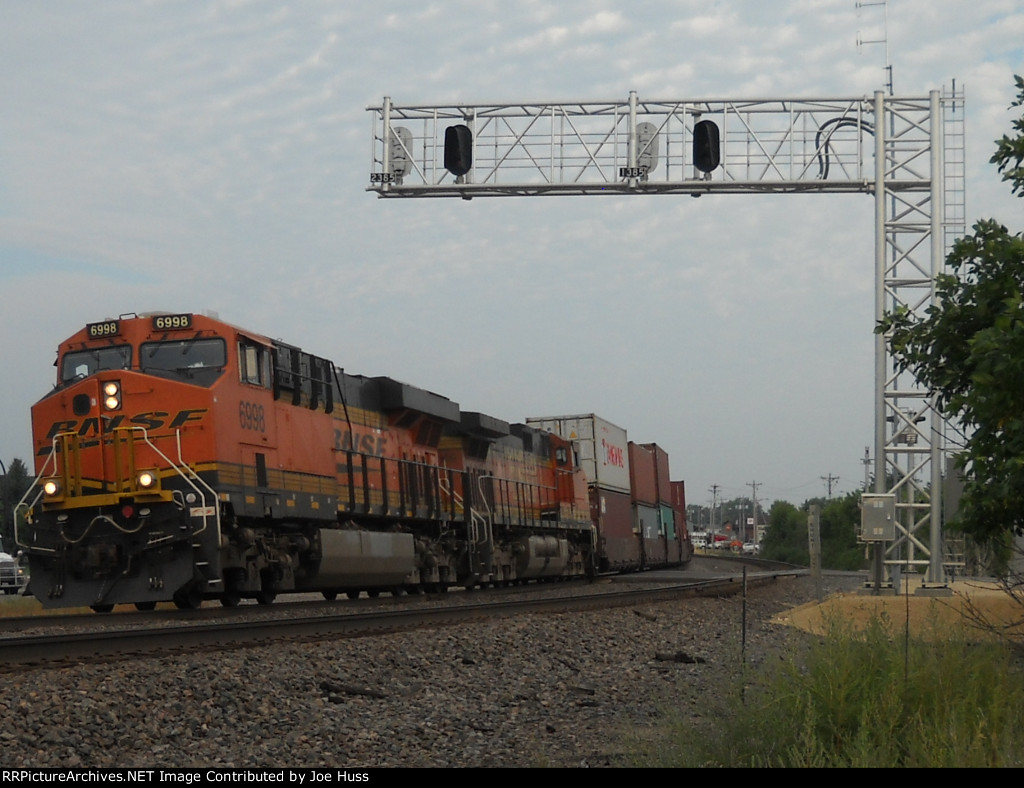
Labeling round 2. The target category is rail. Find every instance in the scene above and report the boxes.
[0,568,804,669]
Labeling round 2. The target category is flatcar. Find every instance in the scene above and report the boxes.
[15,312,689,611]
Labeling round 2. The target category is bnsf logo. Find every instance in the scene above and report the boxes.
[44,410,209,440]
[601,438,625,468]
[335,428,387,457]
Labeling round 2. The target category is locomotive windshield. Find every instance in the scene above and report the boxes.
[140,337,227,386]
[61,345,132,384]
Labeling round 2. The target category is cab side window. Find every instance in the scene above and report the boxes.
[239,340,270,387]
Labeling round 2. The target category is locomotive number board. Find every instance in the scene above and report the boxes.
[152,314,194,331]
[86,320,119,339]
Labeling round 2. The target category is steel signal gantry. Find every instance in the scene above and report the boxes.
[367,88,966,593]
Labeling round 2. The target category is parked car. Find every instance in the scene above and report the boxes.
[0,541,27,595]
[742,542,759,555]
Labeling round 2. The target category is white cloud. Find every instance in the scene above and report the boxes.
[0,0,1020,505]
[579,11,625,35]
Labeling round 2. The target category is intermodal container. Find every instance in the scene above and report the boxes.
[660,503,675,539]
[634,502,661,539]
[628,442,658,505]
[637,502,668,566]
[672,509,691,562]
[670,480,692,561]
[527,414,630,493]
[670,480,687,514]
[643,443,672,504]
[591,486,640,571]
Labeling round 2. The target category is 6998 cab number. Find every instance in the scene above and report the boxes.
[239,401,266,433]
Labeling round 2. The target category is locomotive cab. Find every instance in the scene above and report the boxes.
[18,313,237,610]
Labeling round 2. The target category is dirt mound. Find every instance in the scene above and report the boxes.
[773,580,1024,641]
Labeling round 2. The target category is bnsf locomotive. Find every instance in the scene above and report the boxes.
[16,312,690,611]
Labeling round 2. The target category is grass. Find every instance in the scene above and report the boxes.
[627,612,1024,768]
[0,594,46,616]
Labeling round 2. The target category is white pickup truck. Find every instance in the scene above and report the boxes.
[0,541,27,595]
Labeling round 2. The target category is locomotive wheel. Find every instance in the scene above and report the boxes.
[91,604,114,613]
[220,590,242,608]
[134,601,157,611]
[346,590,360,600]
[322,591,338,601]
[255,590,276,606]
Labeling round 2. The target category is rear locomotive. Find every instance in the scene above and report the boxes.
[16,312,596,611]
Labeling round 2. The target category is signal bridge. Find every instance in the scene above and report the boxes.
[367,88,967,594]
[369,91,933,199]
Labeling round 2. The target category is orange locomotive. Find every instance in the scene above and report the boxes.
[16,312,597,610]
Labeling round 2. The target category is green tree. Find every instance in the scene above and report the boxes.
[0,458,32,550]
[877,75,1024,545]
[758,493,865,570]
[759,500,808,565]
[819,492,866,571]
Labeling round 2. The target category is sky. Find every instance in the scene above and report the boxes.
[1,1,1021,511]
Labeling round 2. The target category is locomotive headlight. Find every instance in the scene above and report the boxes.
[43,478,62,497]
[102,381,121,411]
[136,470,157,489]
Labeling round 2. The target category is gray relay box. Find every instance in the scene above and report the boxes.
[860,494,896,542]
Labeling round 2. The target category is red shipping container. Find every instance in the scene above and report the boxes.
[628,442,658,505]
[639,442,672,504]
[590,486,640,572]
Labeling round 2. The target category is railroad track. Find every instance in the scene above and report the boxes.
[0,565,803,670]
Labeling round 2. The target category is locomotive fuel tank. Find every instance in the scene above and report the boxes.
[513,535,570,579]
[300,529,417,590]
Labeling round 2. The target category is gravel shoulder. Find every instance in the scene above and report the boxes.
[0,567,863,769]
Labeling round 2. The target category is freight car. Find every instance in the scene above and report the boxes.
[526,416,692,572]
[15,312,690,611]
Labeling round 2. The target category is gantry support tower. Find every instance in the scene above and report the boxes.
[367,87,966,589]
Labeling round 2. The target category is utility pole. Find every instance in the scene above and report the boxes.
[709,485,720,535]
[808,504,824,600]
[861,446,872,491]
[821,473,840,498]
[748,481,761,544]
